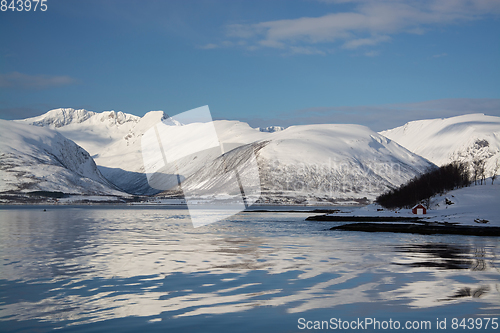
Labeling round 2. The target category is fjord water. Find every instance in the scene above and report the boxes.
[0,206,498,332]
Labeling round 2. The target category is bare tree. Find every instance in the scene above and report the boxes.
[422,196,431,209]
[492,159,500,185]
[480,160,487,185]
[472,157,486,185]
[472,157,481,185]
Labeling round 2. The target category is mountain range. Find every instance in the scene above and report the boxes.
[1,108,498,204]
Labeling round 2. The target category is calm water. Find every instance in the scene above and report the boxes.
[0,206,499,332]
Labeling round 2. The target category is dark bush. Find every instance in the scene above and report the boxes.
[376,162,470,209]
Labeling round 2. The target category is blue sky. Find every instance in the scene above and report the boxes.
[1,0,499,130]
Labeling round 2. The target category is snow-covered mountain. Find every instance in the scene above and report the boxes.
[0,119,127,196]
[18,108,434,203]
[166,123,434,204]
[257,126,285,133]
[380,114,500,176]
[20,108,267,195]
[19,108,164,194]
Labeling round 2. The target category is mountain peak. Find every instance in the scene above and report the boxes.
[19,108,140,128]
[141,110,168,121]
[27,108,95,128]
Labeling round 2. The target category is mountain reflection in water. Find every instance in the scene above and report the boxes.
[393,243,492,270]
[0,206,498,332]
[393,243,499,305]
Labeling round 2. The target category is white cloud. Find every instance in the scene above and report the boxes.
[258,39,286,48]
[432,53,448,58]
[217,0,500,55]
[199,43,218,49]
[342,35,391,49]
[0,72,77,89]
[289,46,326,55]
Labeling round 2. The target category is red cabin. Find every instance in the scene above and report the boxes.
[412,204,426,215]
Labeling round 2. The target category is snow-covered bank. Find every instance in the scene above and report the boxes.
[427,180,500,226]
[318,180,500,228]
[0,193,133,205]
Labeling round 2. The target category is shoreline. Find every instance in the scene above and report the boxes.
[329,222,500,236]
[306,215,421,222]
[307,213,500,236]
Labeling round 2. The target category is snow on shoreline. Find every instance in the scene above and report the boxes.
[330,179,500,227]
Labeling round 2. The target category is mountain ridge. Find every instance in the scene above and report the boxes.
[380,113,500,177]
[0,119,128,197]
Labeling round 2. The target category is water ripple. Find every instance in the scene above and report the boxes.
[0,207,499,331]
